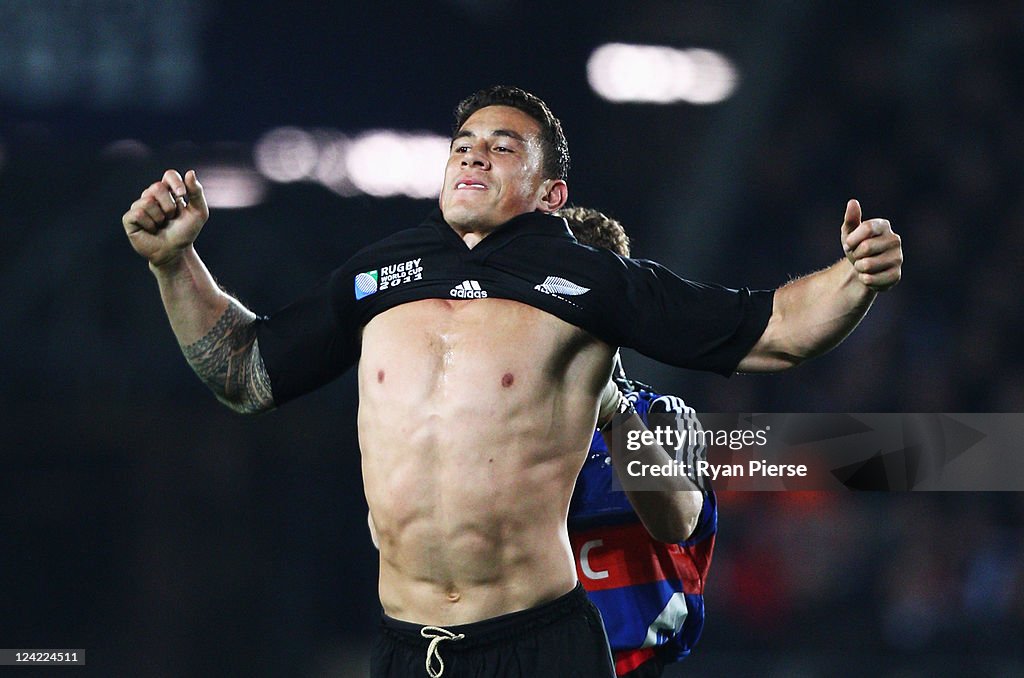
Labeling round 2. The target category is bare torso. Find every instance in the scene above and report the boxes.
[358,297,614,625]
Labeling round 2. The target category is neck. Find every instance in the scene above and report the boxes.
[461,231,488,249]
[446,218,507,249]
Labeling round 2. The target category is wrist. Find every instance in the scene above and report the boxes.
[148,246,195,277]
[599,393,636,432]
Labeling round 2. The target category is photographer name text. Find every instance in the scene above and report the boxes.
[624,425,807,479]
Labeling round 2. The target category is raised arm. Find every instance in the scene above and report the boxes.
[598,383,703,543]
[122,169,274,414]
[737,199,902,372]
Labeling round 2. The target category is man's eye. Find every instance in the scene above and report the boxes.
[494,146,511,152]
[454,146,469,153]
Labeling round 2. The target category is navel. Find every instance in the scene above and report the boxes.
[377,369,385,384]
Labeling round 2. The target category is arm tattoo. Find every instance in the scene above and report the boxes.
[181,303,275,413]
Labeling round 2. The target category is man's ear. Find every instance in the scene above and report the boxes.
[537,179,568,213]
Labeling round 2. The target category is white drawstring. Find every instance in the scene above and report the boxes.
[419,625,465,677]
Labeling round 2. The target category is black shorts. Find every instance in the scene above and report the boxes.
[371,583,616,677]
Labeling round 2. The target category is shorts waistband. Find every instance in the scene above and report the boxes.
[380,582,589,650]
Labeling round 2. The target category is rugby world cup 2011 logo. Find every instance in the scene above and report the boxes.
[354,270,379,300]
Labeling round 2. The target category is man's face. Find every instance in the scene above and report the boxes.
[439,105,552,232]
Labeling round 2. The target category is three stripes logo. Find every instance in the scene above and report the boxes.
[657,395,709,493]
[450,280,488,299]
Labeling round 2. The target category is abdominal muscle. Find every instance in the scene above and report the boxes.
[358,298,614,625]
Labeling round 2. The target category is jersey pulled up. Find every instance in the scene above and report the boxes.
[255,209,774,402]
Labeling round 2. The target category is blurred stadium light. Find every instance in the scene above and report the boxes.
[309,129,357,197]
[254,127,320,183]
[345,131,448,199]
[193,165,267,209]
[255,126,448,199]
[587,43,739,104]
[100,139,152,162]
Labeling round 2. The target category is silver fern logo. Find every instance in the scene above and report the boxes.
[534,276,590,297]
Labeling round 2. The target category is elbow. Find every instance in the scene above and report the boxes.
[773,350,808,371]
[212,347,277,415]
[645,494,703,543]
[649,522,695,544]
[185,333,276,415]
[648,515,697,543]
[739,320,810,373]
[232,400,276,416]
[736,347,805,374]
[230,403,275,417]
[740,303,826,372]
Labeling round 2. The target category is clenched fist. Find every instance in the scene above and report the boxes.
[841,199,902,291]
[122,169,209,268]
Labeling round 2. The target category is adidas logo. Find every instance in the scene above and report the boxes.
[449,280,489,299]
[534,276,590,297]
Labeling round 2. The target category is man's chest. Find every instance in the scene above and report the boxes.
[362,298,592,370]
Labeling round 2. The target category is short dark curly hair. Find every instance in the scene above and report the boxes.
[453,85,570,181]
[555,206,631,257]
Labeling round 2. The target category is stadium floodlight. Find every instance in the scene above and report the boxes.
[345,131,448,199]
[253,126,447,199]
[587,43,739,105]
[193,165,267,209]
[254,127,319,182]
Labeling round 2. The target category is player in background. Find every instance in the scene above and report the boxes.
[560,206,713,678]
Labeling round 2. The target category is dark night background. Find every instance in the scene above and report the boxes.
[1,1,1022,676]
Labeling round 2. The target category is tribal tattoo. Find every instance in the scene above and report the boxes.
[182,303,275,413]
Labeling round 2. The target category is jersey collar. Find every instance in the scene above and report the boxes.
[421,208,577,253]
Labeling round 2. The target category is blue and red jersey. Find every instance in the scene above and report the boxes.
[569,389,716,676]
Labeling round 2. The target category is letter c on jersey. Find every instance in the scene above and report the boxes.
[579,539,609,580]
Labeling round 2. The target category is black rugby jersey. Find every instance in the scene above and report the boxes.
[255,209,774,404]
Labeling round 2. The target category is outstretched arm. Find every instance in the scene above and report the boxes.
[737,199,902,372]
[123,169,275,414]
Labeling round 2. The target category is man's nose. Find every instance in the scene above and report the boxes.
[460,145,490,168]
